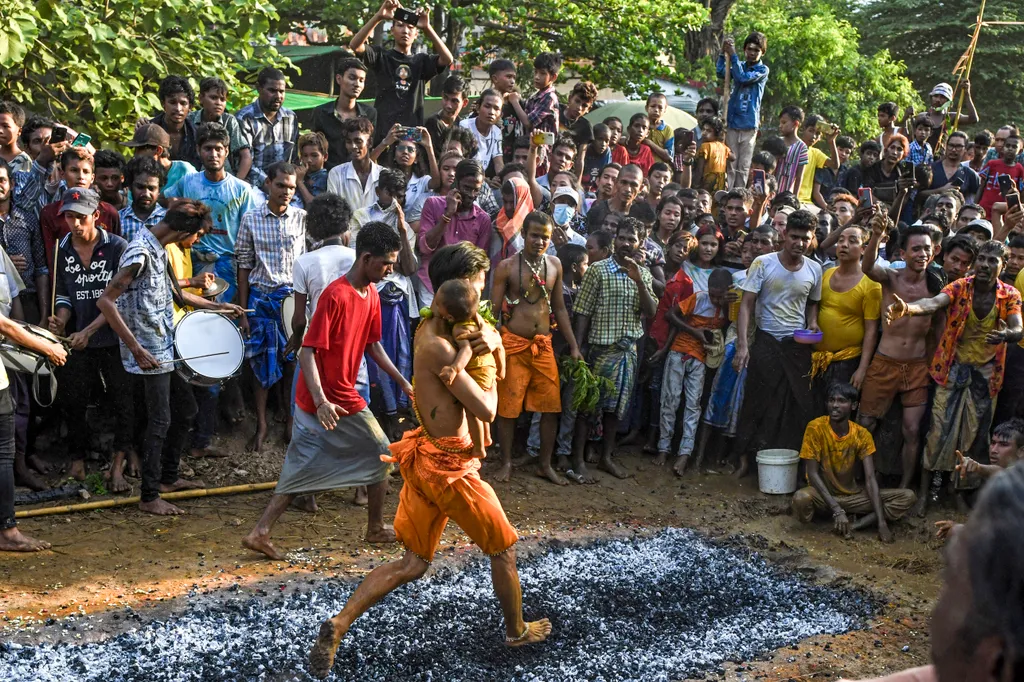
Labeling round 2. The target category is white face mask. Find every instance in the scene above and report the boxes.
[553,203,575,226]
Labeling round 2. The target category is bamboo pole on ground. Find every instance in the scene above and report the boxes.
[15,482,278,518]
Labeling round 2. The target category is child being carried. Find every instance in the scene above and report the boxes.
[434,279,500,459]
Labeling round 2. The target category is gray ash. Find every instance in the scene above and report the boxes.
[0,528,874,681]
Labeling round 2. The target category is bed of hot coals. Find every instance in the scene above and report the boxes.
[0,528,875,681]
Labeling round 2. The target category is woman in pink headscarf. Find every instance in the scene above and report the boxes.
[491,176,534,269]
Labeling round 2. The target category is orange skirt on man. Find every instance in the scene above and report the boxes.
[383,427,518,562]
[496,330,561,419]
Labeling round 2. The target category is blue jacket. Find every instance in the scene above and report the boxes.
[716,55,769,131]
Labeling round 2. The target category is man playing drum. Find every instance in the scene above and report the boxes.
[97,198,245,516]
[235,161,306,453]
[45,188,134,490]
[243,222,412,560]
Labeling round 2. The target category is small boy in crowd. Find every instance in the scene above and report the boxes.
[777,105,808,195]
[646,92,674,162]
[582,123,613,195]
[653,267,731,476]
[295,131,330,207]
[508,52,562,176]
[695,117,730,193]
[603,116,623,149]
[977,132,1024,217]
[907,116,934,166]
[93,150,128,211]
[188,77,252,180]
[425,75,468,158]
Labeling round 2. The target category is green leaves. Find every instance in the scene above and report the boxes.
[0,0,289,145]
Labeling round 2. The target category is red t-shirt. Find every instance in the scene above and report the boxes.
[296,276,381,416]
[40,198,122,267]
[611,143,655,176]
[650,268,694,348]
[979,159,1024,215]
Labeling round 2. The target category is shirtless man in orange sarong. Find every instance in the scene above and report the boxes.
[491,211,582,485]
[308,242,551,679]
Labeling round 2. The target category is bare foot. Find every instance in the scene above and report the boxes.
[105,460,132,494]
[673,455,689,477]
[506,619,553,647]
[69,459,87,481]
[555,455,570,471]
[733,458,750,479]
[139,498,185,515]
[291,495,318,513]
[618,429,640,446]
[910,496,927,518]
[566,466,598,484]
[242,531,286,560]
[14,461,47,492]
[365,524,397,544]
[0,528,51,552]
[27,453,52,474]
[491,462,512,482]
[190,446,228,458]
[160,478,205,493]
[353,486,368,506]
[309,619,348,679]
[584,445,599,464]
[537,465,569,486]
[246,423,267,453]
[654,452,668,466]
[126,451,141,478]
[598,456,631,479]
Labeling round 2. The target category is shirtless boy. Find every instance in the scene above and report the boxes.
[491,211,583,485]
[859,211,937,510]
[308,242,550,679]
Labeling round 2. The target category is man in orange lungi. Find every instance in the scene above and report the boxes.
[490,211,583,485]
[308,242,552,680]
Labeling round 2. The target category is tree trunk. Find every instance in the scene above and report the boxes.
[684,0,738,63]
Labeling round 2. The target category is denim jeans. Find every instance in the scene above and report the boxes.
[140,372,198,503]
[0,388,18,529]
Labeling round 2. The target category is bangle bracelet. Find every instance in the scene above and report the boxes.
[440,213,452,223]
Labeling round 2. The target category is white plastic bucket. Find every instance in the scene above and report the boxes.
[755,449,800,494]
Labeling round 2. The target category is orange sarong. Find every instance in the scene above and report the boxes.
[383,428,518,561]
[496,330,561,419]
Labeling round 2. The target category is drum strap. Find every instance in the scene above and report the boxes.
[0,347,57,407]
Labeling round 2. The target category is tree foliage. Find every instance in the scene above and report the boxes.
[0,0,288,144]
[856,0,1024,131]
[706,0,921,141]
[273,0,708,98]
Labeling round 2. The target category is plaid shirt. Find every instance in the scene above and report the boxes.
[119,203,167,242]
[305,168,328,198]
[525,86,559,133]
[235,202,307,293]
[907,140,933,166]
[574,257,654,346]
[931,276,1022,397]
[0,204,47,292]
[13,161,49,215]
[235,100,298,187]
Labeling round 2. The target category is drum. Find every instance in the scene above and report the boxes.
[0,323,61,376]
[172,310,244,387]
[281,293,296,337]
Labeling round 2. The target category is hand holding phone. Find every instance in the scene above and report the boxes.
[675,129,694,149]
[394,6,419,25]
[858,186,874,208]
[998,173,1017,197]
[50,126,68,144]
[531,131,555,147]
[751,169,766,195]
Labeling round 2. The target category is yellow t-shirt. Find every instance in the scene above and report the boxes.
[815,269,882,354]
[955,302,999,366]
[798,147,829,204]
[799,416,876,496]
[1014,269,1024,348]
[165,243,195,324]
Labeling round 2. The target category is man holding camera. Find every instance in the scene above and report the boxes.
[349,0,454,145]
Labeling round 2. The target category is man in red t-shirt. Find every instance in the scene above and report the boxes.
[243,222,411,561]
[977,133,1024,217]
[39,148,121,266]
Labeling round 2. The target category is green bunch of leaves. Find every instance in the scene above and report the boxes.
[477,300,499,329]
[559,357,614,414]
[0,0,289,145]
[81,472,107,497]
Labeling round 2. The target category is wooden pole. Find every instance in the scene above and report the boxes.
[15,481,278,518]
[950,0,986,135]
[50,242,59,316]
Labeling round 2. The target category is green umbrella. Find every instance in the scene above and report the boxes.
[583,101,697,131]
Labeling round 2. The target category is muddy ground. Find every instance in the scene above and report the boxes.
[1,418,953,681]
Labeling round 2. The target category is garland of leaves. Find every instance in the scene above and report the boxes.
[559,357,614,414]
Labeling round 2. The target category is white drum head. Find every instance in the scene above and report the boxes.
[281,294,295,336]
[174,311,244,380]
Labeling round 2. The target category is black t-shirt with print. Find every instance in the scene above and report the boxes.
[559,104,595,148]
[362,46,443,144]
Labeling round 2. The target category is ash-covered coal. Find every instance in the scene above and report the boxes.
[0,528,874,681]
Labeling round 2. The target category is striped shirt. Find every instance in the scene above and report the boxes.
[235,100,298,188]
[119,203,167,242]
[235,202,307,293]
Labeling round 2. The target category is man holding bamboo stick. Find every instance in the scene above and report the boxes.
[717,32,769,190]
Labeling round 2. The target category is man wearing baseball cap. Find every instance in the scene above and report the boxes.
[122,123,197,189]
[917,81,978,150]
